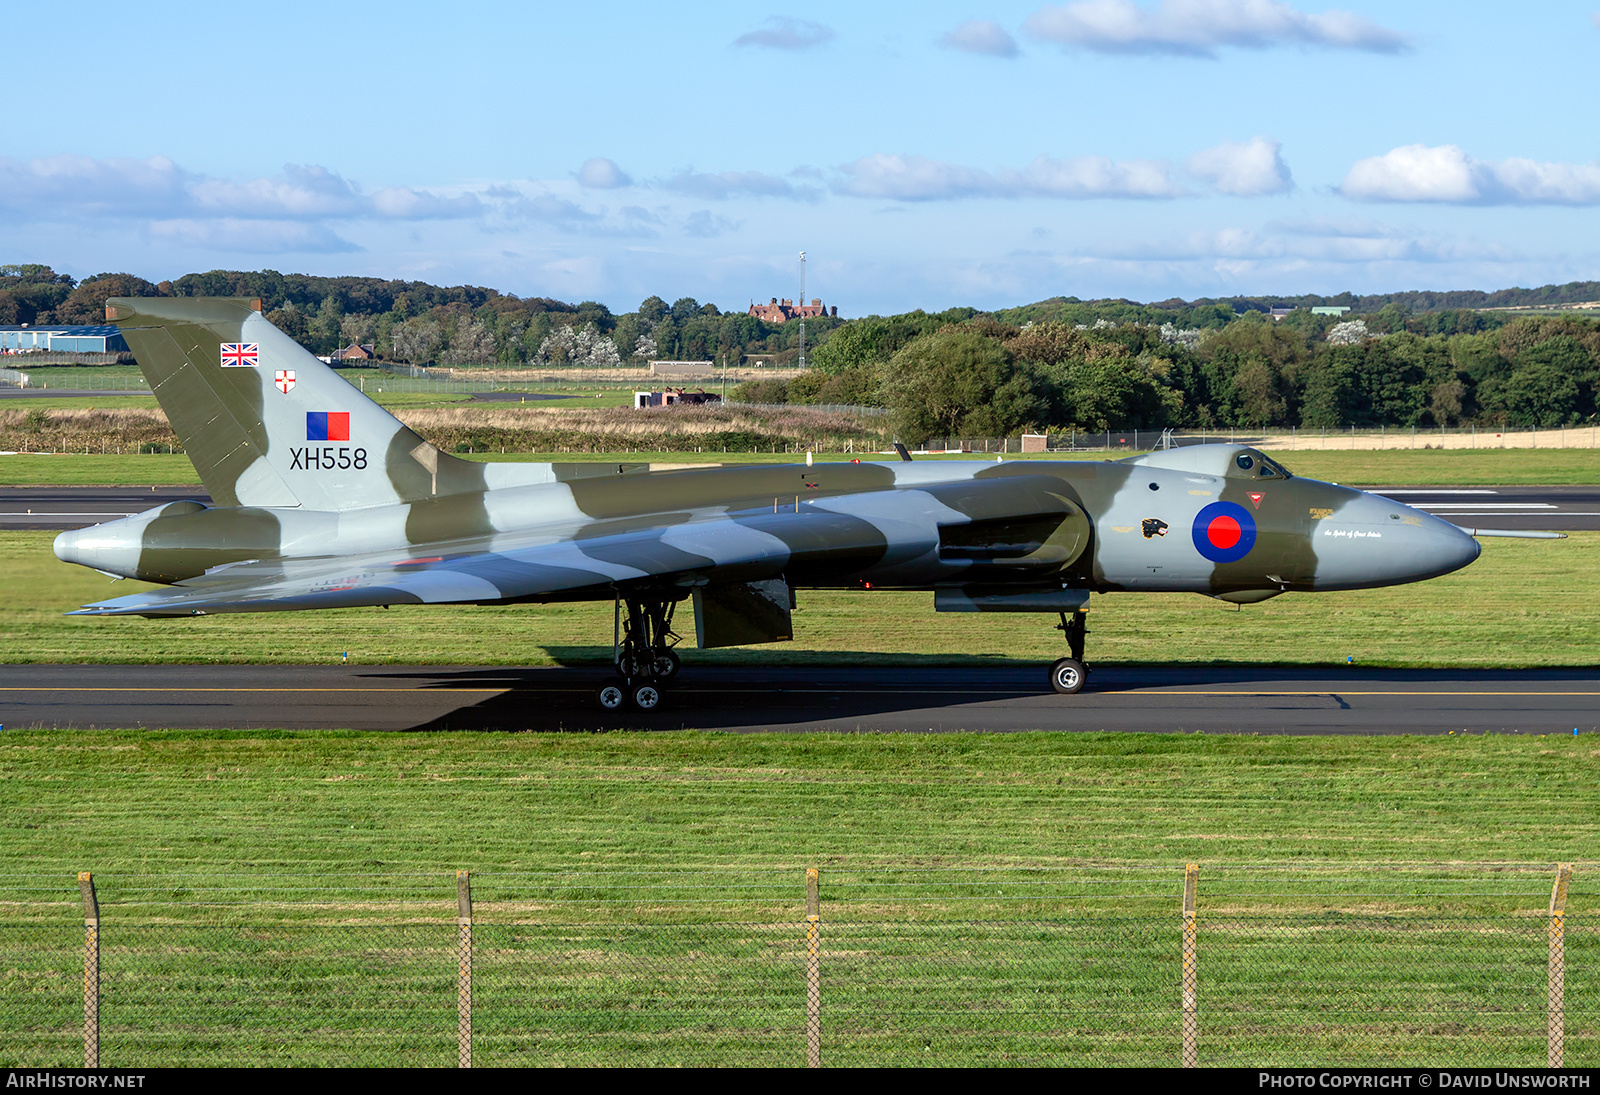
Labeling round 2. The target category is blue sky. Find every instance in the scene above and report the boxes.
[6,1,1600,314]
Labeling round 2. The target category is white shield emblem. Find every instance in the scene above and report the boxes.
[275,370,296,394]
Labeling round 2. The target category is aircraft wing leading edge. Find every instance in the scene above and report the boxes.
[67,497,945,617]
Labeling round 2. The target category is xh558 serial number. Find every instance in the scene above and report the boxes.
[291,446,368,470]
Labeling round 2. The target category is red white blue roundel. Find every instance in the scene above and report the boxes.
[1191,500,1257,563]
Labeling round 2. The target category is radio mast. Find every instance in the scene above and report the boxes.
[798,251,807,371]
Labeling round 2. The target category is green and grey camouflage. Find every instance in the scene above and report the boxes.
[53,297,1485,704]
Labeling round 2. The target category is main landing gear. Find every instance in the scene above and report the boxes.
[595,595,684,711]
[1050,610,1089,695]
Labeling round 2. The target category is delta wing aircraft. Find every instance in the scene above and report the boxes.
[56,297,1495,709]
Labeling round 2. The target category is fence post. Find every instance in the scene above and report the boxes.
[806,868,821,1068]
[79,871,99,1069]
[1181,863,1198,1068]
[457,870,473,1069]
[1549,863,1571,1069]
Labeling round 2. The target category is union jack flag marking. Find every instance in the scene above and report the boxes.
[220,343,259,368]
[275,370,296,394]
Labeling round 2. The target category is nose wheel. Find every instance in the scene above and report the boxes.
[1048,610,1090,695]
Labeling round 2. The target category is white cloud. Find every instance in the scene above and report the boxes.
[734,16,835,50]
[1008,154,1186,197]
[369,187,483,219]
[835,152,1186,200]
[620,205,664,226]
[834,148,1264,201]
[1087,222,1517,265]
[940,20,1020,57]
[1187,137,1293,196]
[487,190,609,227]
[0,154,484,223]
[1340,144,1600,205]
[684,210,739,237]
[0,154,188,215]
[576,157,632,189]
[1024,0,1409,57]
[189,164,365,217]
[834,154,1000,200]
[147,219,359,254]
[663,169,819,201]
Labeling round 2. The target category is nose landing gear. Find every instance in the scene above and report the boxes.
[595,594,685,710]
[1050,610,1089,695]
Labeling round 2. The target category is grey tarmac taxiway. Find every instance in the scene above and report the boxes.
[0,664,1595,735]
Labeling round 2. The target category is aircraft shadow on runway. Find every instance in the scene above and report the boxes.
[359,663,1599,734]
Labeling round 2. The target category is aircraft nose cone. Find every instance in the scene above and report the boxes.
[1410,516,1481,581]
[53,527,81,563]
[1309,491,1481,590]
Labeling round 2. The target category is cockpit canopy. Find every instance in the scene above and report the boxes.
[1119,444,1292,481]
[1227,449,1292,480]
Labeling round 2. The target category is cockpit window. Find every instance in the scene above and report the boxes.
[1256,455,1292,479]
[1227,450,1292,480]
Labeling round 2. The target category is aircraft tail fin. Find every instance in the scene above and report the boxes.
[107,296,486,511]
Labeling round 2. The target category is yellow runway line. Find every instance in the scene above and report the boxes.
[684,686,1600,698]
[1136,690,1600,697]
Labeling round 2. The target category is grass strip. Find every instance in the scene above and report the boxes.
[2,729,1596,880]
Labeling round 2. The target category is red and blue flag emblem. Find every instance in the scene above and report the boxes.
[220,343,259,368]
[1191,500,1257,564]
[306,412,351,441]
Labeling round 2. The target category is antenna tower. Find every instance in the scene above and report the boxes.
[798,251,807,370]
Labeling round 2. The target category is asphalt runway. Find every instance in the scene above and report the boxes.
[0,486,206,530]
[0,388,149,399]
[2,484,1596,532]
[0,664,1594,734]
[1370,485,1600,531]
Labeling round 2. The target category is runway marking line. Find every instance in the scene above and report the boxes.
[2,686,1598,698]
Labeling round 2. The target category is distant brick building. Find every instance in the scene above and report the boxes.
[748,298,837,322]
[332,343,376,362]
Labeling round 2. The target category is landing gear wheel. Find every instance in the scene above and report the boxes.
[631,682,663,710]
[596,679,627,711]
[611,594,684,687]
[1049,657,1087,695]
[652,649,682,681]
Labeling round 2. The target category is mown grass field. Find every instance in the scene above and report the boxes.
[4,729,1595,876]
[3,731,1596,1066]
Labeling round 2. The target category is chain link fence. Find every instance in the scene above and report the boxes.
[0,864,1592,1068]
[1028,425,1600,453]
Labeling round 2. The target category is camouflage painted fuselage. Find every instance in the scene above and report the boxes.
[55,298,1480,628]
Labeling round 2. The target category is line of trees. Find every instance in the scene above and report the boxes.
[5,263,1598,436]
[737,311,1600,442]
[0,265,840,368]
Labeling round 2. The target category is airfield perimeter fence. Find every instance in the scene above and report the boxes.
[705,423,1600,457]
[0,863,1594,1069]
[1034,424,1600,453]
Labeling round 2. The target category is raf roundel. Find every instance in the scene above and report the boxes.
[1191,500,1258,564]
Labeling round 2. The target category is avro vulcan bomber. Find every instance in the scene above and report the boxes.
[55,298,1490,709]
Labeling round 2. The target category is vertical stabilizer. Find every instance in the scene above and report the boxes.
[107,297,486,510]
